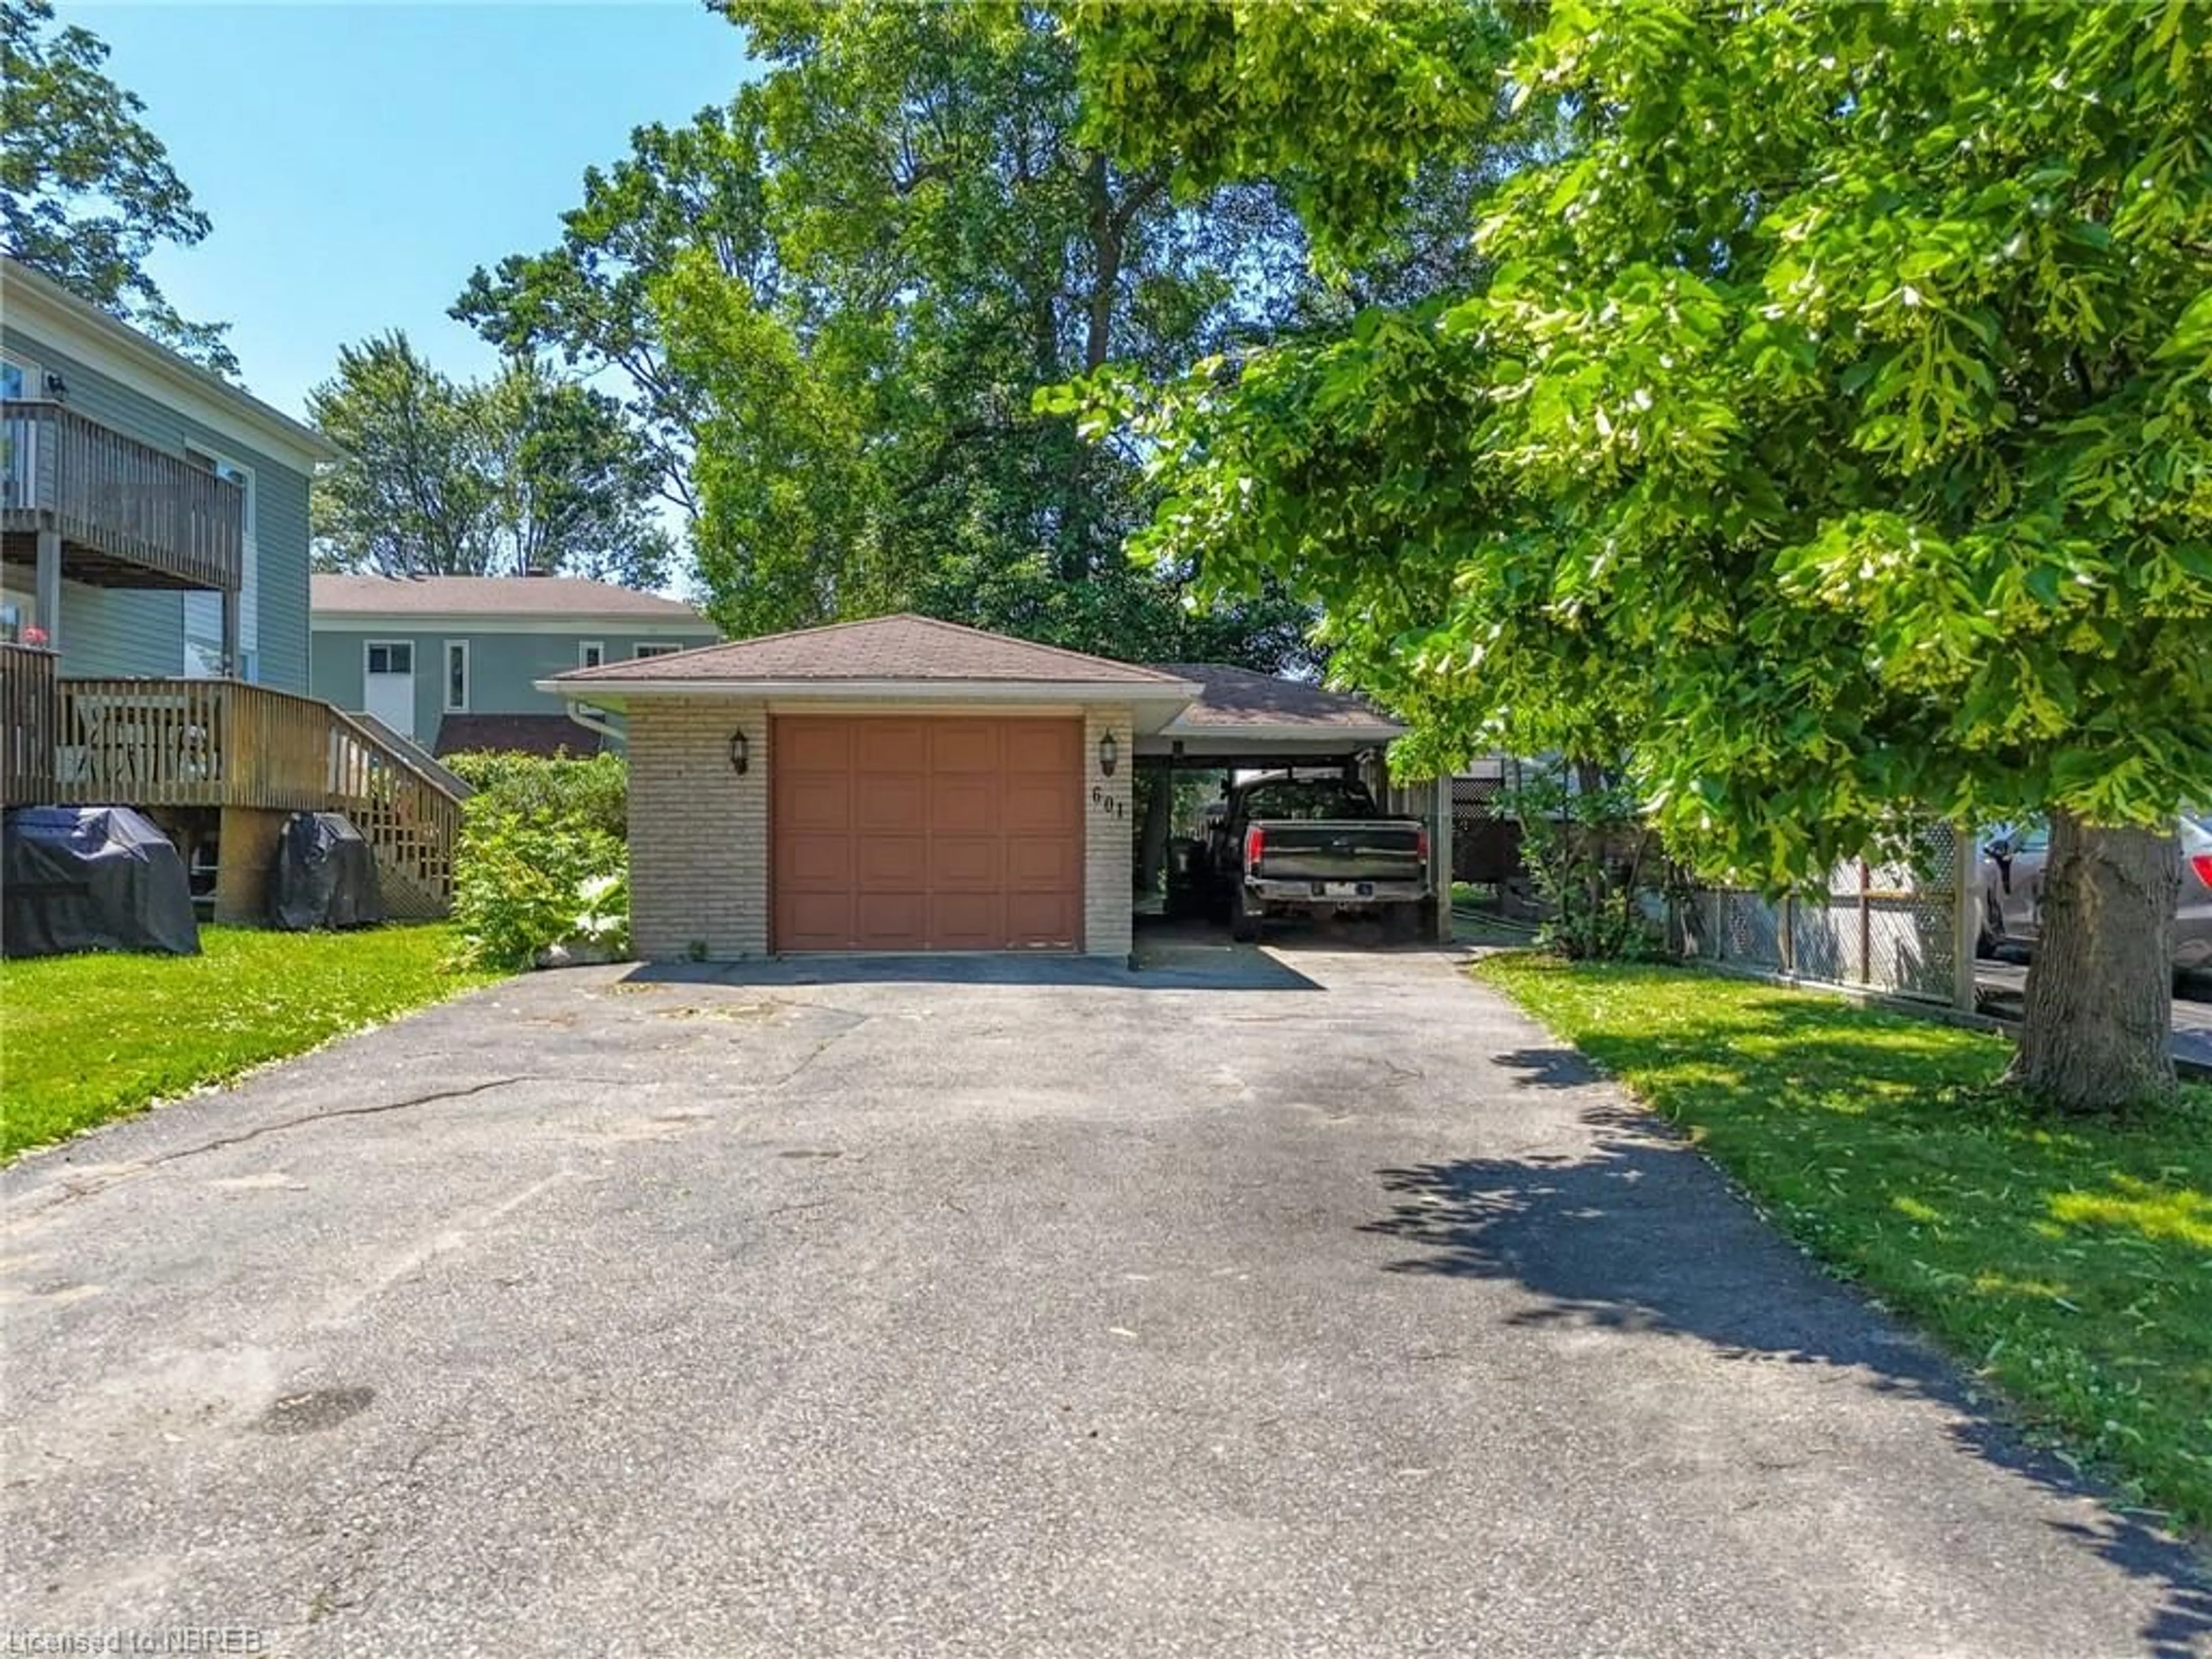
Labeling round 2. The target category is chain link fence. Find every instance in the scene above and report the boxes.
[1681,823,1966,1005]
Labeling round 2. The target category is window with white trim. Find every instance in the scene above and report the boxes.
[444,639,471,711]
[184,448,256,680]
[0,354,37,400]
[633,642,683,659]
[367,641,414,676]
[579,640,605,669]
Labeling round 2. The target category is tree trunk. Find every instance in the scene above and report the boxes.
[2004,809,2179,1111]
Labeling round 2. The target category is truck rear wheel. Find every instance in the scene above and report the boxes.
[1231,885,1262,943]
[1382,901,1422,943]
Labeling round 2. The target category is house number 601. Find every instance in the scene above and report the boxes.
[1090,785,1125,820]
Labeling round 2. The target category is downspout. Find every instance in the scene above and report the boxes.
[562,698,626,748]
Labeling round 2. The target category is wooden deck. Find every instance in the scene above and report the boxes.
[0,645,465,917]
[1,400,243,592]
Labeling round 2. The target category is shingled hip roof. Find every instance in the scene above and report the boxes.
[551,613,1194,688]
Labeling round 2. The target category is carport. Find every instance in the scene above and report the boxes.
[540,620,1450,963]
[1135,663,1453,943]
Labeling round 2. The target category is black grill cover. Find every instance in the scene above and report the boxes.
[1,805,200,958]
[268,812,385,931]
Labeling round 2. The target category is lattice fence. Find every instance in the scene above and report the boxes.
[1684,823,1964,1005]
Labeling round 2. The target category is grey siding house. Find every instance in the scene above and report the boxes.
[310,574,719,755]
[1,257,338,684]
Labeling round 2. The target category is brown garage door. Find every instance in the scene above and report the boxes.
[772,715,1082,952]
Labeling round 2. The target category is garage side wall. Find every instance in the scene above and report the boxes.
[627,696,769,961]
[1084,703,1135,960]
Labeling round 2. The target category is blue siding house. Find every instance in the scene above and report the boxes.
[1,257,338,683]
[1,259,470,921]
[310,575,720,755]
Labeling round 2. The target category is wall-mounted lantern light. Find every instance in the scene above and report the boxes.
[730,729,750,775]
[1098,732,1119,777]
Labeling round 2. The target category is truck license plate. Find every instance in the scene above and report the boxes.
[1323,881,1372,898]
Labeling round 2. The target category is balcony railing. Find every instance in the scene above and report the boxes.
[1,400,243,592]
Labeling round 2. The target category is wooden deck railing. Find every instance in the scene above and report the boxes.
[2,400,244,591]
[0,642,57,804]
[0,650,466,915]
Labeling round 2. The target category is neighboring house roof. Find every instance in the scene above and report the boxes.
[1149,663,1404,738]
[434,713,609,759]
[552,613,1193,688]
[312,574,711,624]
[1,256,340,468]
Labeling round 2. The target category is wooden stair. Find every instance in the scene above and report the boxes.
[325,709,471,918]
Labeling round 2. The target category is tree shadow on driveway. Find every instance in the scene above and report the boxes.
[1361,1045,2212,1659]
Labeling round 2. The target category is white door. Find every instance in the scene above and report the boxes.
[363,641,415,737]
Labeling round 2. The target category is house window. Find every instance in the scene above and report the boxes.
[186,448,256,677]
[633,643,683,660]
[579,640,605,670]
[367,641,413,676]
[444,640,471,711]
[0,354,37,400]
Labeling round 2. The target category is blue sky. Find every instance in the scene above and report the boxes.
[70,1,754,417]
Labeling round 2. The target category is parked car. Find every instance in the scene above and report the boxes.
[1976,813,2212,971]
[1174,773,1433,942]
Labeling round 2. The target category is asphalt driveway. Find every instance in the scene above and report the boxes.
[3,945,2206,1657]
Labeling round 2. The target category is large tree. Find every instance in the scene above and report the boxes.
[0,0,234,373]
[1067,1,2212,1110]
[458,1,1324,670]
[309,333,671,588]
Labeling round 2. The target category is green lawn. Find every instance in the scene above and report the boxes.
[1477,954,2212,1536]
[1,925,499,1161]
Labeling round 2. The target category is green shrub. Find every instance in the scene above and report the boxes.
[445,751,628,840]
[453,804,629,971]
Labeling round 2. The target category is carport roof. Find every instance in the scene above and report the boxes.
[1149,663,1404,738]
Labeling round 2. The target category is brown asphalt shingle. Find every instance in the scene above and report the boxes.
[313,574,711,623]
[1150,663,1404,733]
[555,613,1192,685]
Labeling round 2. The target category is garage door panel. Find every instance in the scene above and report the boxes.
[772,715,1082,953]
[1003,721,1077,774]
[778,891,854,952]
[1006,835,1078,888]
[931,722,1001,773]
[781,773,853,835]
[856,720,929,774]
[1003,778,1074,833]
[855,775,926,831]
[779,719,852,772]
[857,893,927,949]
[930,892,1006,949]
[779,835,856,889]
[1005,891,1077,946]
[931,835,1002,888]
[930,777,998,835]
[856,834,926,889]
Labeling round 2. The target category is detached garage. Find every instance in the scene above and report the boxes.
[541,615,1198,961]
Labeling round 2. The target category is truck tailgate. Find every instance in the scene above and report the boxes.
[1249,819,1425,884]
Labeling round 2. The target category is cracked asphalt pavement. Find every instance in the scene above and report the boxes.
[3,945,2207,1657]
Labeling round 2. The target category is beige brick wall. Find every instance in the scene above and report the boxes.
[626,696,769,961]
[625,698,1134,962]
[1082,703,1135,960]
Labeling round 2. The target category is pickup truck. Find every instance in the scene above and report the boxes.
[1183,774,1433,942]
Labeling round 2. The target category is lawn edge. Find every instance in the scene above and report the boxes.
[1467,949,2211,1550]
[1,964,507,1169]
